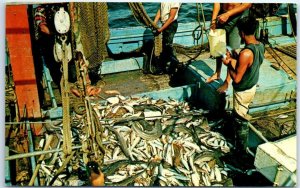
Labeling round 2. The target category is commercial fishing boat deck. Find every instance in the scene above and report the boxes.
[99,35,296,103]
[5,3,297,186]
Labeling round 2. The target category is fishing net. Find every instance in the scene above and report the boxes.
[74,2,110,79]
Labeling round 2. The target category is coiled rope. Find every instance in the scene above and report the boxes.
[187,3,209,61]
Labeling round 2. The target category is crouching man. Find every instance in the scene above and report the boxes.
[222,16,265,152]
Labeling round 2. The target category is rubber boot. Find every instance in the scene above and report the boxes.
[233,117,249,153]
[168,55,179,75]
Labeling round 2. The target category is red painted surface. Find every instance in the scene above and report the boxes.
[6,5,43,135]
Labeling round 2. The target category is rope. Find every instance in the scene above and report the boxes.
[129,3,209,62]
[183,3,208,61]
[128,3,162,57]
[72,52,105,167]
[128,3,159,29]
[60,35,72,156]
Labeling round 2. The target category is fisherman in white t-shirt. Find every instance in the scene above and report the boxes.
[153,2,181,74]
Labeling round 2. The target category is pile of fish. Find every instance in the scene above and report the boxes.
[94,95,232,186]
[39,95,234,186]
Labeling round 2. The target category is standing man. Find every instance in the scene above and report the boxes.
[222,16,265,152]
[34,4,63,106]
[153,2,181,74]
[34,3,77,107]
[207,3,252,93]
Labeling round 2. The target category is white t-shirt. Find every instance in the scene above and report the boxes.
[160,2,181,23]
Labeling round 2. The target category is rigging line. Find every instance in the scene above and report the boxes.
[128,3,144,27]
[138,3,159,29]
[196,3,201,26]
[200,3,207,30]
[149,45,155,74]
[200,3,210,43]
[186,3,207,61]
[137,3,157,28]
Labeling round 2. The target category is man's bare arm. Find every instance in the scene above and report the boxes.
[228,49,253,83]
[218,3,252,24]
[212,3,221,21]
[154,9,161,25]
[158,8,178,33]
[211,3,221,30]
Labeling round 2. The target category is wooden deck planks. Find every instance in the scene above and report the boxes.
[265,44,297,80]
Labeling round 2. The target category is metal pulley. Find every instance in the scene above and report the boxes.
[53,35,72,63]
[54,7,71,34]
[53,7,72,63]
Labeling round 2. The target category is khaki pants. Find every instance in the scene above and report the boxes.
[233,85,256,121]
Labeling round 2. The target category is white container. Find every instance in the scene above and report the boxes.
[208,29,226,57]
[254,135,297,186]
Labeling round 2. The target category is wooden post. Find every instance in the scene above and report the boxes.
[6,5,43,135]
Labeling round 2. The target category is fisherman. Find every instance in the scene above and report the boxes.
[206,3,252,93]
[222,15,265,152]
[33,3,76,106]
[153,2,181,74]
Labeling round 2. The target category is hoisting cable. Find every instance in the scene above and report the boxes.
[193,3,202,42]
[128,2,162,56]
[60,34,72,156]
[200,3,210,44]
[128,3,159,29]
[128,2,162,74]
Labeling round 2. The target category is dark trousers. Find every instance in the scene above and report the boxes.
[37,36,62,88]
[35,35,77,107]
[161,20,178,67]
[232,111,249,152]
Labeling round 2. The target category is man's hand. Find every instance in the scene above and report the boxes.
[40,24,51,35]
[210,20,217,30]
[152,29,161,36]
[218,12,230,24]
[222,57,231,66]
